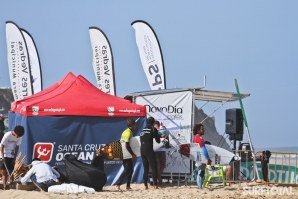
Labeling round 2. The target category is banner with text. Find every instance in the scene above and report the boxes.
[135,91,193,175]
[89,27,116,95]
[131,20,166,90]
[6,21,33,101]
[21,29,42,94]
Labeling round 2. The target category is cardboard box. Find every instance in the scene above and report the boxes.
[16,182,36,191]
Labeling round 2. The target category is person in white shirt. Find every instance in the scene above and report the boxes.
[21,158,60,192]
[0,125,24,190]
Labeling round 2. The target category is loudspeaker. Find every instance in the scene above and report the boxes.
[226,108,243,141]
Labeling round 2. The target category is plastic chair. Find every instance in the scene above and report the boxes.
[203,165,226,187]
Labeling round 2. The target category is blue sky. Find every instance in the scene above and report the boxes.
[1,1,297,148]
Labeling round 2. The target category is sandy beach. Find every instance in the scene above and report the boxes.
[0,182,297,199]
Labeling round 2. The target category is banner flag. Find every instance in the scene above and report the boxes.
[131,20,166,90]
[89,27,116,95]
[135,91,193,174]
[21,28,43,94]
[6,21,33,101]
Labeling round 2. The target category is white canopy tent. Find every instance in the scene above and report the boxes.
[125,88,250,148]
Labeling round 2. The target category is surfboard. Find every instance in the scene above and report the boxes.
[179,143,240,165]
[97,136,168,160]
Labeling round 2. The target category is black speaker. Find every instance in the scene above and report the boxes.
[226,108,243,141]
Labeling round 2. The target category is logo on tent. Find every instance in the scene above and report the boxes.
[32,106,39,115]
[32,143,54,162]
[108,107,114,116]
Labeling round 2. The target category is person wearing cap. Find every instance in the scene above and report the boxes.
[0,114,5,142]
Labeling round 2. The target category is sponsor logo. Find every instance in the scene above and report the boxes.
[108,107,114,116]
[32,106,39,115]
[108,107,114,113]
[145,105,183,114]
[55,143,104,165]
[119,109,141,113]
[32,143,54,162]
[44,108,65,112]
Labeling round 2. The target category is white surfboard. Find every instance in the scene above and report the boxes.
[179,143,240,165]
[97,136,168,160]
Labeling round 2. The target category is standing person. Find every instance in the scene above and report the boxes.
[114,118,137,190]
[0,125,25,190]
[140,117,165,190]
[193,123,211,189]
[153,121,169,186]
[21,158,60,192]
[0,114,5,142]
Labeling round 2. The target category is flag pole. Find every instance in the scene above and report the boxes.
[234,79,260,181]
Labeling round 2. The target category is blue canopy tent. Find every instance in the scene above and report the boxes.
[8,73,147,185]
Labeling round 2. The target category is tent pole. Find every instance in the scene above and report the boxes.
[200,99,230,124]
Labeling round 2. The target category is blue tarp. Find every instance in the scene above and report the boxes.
[8,112,146,185]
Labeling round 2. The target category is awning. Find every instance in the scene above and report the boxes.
[124,87,250,103]
[194,90,250,102]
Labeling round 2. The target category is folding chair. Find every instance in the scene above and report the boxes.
[203,165,226,187]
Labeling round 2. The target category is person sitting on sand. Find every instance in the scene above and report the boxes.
[21,158,60,192]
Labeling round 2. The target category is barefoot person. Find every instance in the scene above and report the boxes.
[114,118,137,190]
[21,158,60,192]
[140,117,165,190]
[193,123,211,189]
[0,125,25,190]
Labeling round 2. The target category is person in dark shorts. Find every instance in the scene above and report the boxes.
[153,121,169,185]
[140,117,165,190]
[0,125,25,190]
[114,118,137,190]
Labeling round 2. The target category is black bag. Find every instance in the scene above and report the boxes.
[91,155,104,172]
[261,150,271,182]
[64,154,107,191]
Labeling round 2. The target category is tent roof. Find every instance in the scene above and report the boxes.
[11,72,146,117]
[124,87,250,103]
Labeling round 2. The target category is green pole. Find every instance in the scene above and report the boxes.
[234,79,260,181]
[234,79,248,127]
